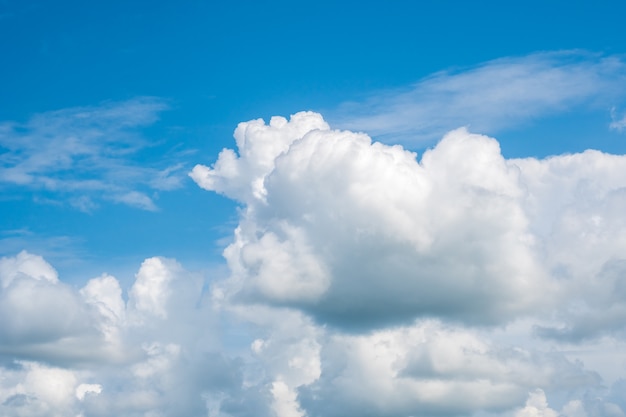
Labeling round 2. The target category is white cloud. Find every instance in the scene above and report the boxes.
[128,257,181,321]
[0,252,94,350]
[191,112,330,202]
[193,112,626,342]
[610,107,626,132]
[0,250,58,288]
[75,383,103,401]
[511,151,626,341]
[192,113,550,328]
[188,111,626,416]
[81,274,125,323]
[2,248,626,417]
[110,191,159,211]
[515,389,559,417]
[0,251,268,417]
[0,97,188,211]
[299,321,599,417]
[333,51,626,143]
[7,98,626,416]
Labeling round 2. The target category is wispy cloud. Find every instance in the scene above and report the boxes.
[333,51,626,144]
[610,106,626,132]
[0,97,188,211]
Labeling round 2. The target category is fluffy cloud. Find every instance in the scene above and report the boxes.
[193,112,626,339]
[0,247,623,417]
[5,108,626,416]
[189,111,626,416]
[299,322,598,417]
[512,151,626,341]
[192,112,549,329]
[0,251,267,417]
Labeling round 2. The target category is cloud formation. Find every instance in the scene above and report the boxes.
[193,112,626,337]
[192,113,548,329]
[0,97,187,211]
[5,109,626,416]
[0,251,267,417]
[300,322,599,417]
[333,51,626,143]
[1,249,612,417]
[189,111,626,416]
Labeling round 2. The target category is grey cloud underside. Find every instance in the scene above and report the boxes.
[297,322,601,417]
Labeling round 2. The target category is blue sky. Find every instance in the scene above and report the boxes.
[3,1,626,416]
[3,0,626,280]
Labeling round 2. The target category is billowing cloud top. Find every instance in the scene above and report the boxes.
[185,111,626,416]
[5,111,626,417]
[192,111,621,330]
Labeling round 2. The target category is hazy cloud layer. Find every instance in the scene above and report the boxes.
[0,97,187,211]
[2,249,622,417]
[333,51,626,143]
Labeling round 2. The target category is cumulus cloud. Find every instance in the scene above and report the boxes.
[0,251,269,417]
[7,104,626,417]
[192,112,550,329]
[333,51,626,143]
[1,245,625,417]
[187,111,626,415]
[0,97,188,211]
[193,112,626,340]
[511,151,626,341]
[299,321,599,417]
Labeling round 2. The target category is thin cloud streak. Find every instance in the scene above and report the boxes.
[0,97,187,211]
[333,51,626,144]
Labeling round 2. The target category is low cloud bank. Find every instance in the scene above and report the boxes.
[4,111,626,416]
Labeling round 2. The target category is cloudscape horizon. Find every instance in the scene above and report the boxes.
[3,109,626,416]
[2,1,626,416]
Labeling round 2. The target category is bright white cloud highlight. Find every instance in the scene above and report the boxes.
[192,112,549,328]
[188,111,626,416]
[0,250,58,287]
[193,112,626,339]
